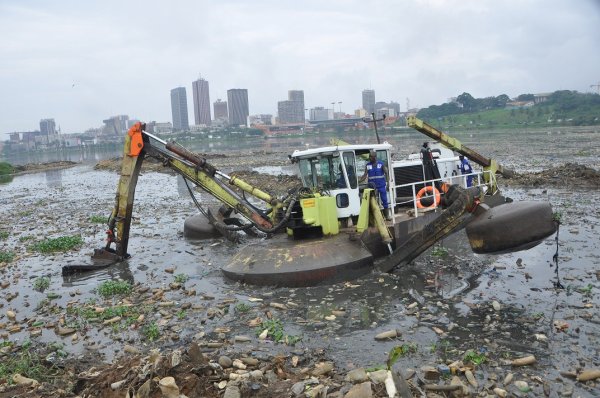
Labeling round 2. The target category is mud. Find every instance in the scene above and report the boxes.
[0,128,599,397]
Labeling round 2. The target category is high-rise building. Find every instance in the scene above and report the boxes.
[192,78,211,126]
[362,89,376,114]
[278,101,305,124]
[289,90,305,123]
[213,99,228,120]
[309,107,332,121]
[39,119,56,136]
[277,90,305,124]
[102,115,129,135]
[171,87,189,131]
[227,89,249,126]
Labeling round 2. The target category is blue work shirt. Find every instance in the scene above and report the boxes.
[460,158,473,174]
[367,160,387,188]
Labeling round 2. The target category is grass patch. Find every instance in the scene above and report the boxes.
[387,343,418,368]
[96,280,132,298]
[256,318,302,345]
[235,303,251,313]
[67,304,142,329]
[18,235,34,242]
[0,162,14,175]
[431,246,449,257]
[89,215,107,224]
[463,349,486,366]
[0,344,61,384]
[31,235,84,253]
[0,250,15,263]
[33,277,51,292]
[173,274,189,284]
[0,231,8,240]
[142,322,160,341]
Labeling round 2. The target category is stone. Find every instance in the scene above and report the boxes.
[344,381,372,398]
[223,385,241,398]
[345,368,368,383]
[219,356,233,368]
[368,369,388,384]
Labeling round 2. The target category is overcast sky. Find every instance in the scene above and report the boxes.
[1,0,599,140]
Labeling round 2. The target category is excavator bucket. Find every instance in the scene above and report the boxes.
[62,248,123,276]
[466,201,557,254]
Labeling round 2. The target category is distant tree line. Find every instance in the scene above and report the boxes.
[417,90,600,120]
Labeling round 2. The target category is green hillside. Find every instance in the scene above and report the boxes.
[416,90,600,130]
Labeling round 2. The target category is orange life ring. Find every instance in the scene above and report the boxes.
[416,186,441,209]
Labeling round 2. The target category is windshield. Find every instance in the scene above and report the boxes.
[298,154,342,190]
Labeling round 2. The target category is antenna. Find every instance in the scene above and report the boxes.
[591,82,600,94]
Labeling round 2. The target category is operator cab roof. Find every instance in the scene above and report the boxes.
[290,142,393,160]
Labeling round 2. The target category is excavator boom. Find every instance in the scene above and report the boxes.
[407,116,515,191]
[98,123,284,261]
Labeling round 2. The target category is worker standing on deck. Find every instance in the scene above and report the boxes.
[459,155,474,187]
[361,150,391,220]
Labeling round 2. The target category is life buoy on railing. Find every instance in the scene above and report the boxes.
[416,186,441,209]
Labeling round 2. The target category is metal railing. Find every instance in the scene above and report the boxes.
[392,170,493,217]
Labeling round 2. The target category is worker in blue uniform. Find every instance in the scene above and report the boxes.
[360,150,391,220]
[459,155,474,187]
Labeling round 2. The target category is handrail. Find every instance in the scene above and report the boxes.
[393,170,492,217]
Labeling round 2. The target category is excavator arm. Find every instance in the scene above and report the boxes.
[96,122,287,262]
[407,116,516,192]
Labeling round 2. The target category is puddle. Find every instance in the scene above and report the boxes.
[252,165,297,176]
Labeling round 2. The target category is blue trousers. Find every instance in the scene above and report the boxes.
[466,175,473,187]
[374,185,389,209]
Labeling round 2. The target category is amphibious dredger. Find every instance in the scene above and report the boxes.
[71,117,557,286]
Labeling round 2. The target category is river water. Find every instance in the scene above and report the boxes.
[1,126,599,397]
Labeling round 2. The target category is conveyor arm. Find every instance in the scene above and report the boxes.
[377,185,482,273]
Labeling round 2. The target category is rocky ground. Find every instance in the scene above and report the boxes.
[0,156,599,398]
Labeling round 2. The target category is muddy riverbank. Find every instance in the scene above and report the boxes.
[1,141,599,397]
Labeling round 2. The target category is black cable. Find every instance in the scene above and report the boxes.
[180,172,254,232]
[552,221,564,289]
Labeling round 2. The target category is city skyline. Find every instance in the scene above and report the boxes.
[1,1,599,140]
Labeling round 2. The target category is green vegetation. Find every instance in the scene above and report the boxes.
[431,245,449,257]
[576,283,593,297]
[463,349,487,366]
[256,318,302,345]
[142,322,160,341]
[176,310,187,319]
[552,212,563,223]
[67,304,142,327]
[30,235,84,253]
[235,303,251,313]
[89,215,107,224]
[0,162,14,175]
[0,344,61,384]
[19,235,34,242]
[96,280,132,298]
[0,231,8,240]
[387,343,418,369]
[416,90,600,129]
[0,250,15,263]
[173,273,189,284]
[33,277,51,292]
[431,340,455,361]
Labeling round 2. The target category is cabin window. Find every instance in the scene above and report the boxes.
[342,152,357,189]
[336,193,349,208]
[298,154,342,190]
